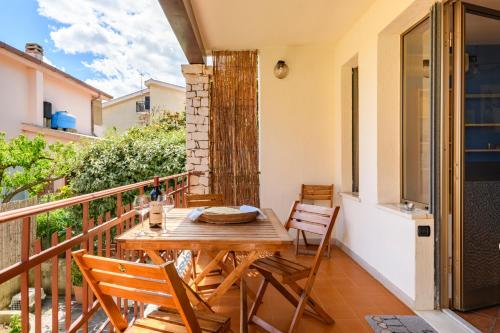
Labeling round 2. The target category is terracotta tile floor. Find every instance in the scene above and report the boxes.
[455,305,500,333]
[200,246,414,333]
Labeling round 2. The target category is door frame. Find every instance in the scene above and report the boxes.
[442,0,500,310]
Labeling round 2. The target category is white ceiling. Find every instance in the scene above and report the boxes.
[189,0,376,51]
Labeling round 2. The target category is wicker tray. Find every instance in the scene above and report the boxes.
[198,207,258,224]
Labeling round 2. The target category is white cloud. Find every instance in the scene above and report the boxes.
[36,0,187,97]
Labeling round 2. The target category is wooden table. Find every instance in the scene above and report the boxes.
[116,208,293,307]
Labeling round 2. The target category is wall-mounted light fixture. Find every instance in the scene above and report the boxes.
[274,60,289,79]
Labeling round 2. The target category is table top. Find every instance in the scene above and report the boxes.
[116,208,293,252]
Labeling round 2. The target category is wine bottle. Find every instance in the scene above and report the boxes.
[149,176,163,227]
[150,176,162,201]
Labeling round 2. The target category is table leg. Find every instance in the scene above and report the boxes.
[190,250,227,288]
[207,251,259,306]
[240,274,248,333]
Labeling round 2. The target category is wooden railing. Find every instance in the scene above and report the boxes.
[0,172,191,333]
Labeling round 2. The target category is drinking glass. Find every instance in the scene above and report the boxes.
[159,194,175,236]
[133,195,150,236]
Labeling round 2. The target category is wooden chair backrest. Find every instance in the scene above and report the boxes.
[285,201,339,271]
[300,184,334,207]
[72,249,202,333]
[186,193,224,208]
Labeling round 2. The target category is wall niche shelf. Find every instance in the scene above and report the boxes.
[465,148,500,152]
[466,93,500,98]
[465,123,500,127]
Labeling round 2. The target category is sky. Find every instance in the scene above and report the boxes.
[0,0,187,98]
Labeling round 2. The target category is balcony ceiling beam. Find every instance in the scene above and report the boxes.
[159,0,206,64]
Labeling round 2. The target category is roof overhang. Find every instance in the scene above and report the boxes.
[145,78,185,92]
[158,0,206,64]
[102,89,148,108]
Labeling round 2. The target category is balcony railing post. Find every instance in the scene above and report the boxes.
[51,232,59,332]
[20,216,30,333]
[81,201,89,333]
[65,227,72,331]
[34,239,42,333]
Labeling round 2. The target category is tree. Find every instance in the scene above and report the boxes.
[0,133,76,203]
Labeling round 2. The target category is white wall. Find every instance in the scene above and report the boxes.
[102,94,145,133]
[0,55,30,139]
[0,51,97,139]
[259,45,336,221]
[149,84,184,112]
[44,75,93,136]
[330,0,437,309]
[256,0,437,309]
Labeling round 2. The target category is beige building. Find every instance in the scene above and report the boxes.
[100,78,184,134]
[0,42,112,143]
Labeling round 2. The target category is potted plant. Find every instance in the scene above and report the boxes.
[71,260,83,304]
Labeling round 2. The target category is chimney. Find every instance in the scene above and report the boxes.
[25,43,44,61]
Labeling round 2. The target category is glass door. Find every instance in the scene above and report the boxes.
[453,2,500,311]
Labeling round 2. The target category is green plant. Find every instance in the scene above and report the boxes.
[71,260,83,287]
[9,314,21,333]
[0,133,76,203]
[68,112,186,218]
[36,207,78,247]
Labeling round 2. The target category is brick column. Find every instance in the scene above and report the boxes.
[182,64,212,194]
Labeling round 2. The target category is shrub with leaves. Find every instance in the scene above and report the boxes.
[68,112,186,218]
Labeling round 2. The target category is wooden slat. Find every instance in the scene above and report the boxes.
[97,216,103,256]
[65,228,72,331]
[88,218,95,306]
[186,194,224,208]
[81,254,165,279]
[99,283,176,308]
[34,240,42,333]
[295,203,334,216]
[149,309,225,331]
[291,211,331,226]
[90,269,169,293]
[20,217,30,333]
[288,220,325,235]
[51,232,59,332]
[302,194,333,201]
[82,202,89,333]
[105,212,111,258]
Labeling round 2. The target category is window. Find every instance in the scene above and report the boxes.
[145,96,150,110]
[402,18,430,205]
[136,101,145,112]
[352,67,359,193]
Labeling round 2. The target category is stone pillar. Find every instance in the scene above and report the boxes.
[182,64,212,194]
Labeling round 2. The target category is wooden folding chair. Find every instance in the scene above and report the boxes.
[186,193,224,208]
[298,184,334,257]
[248,201,339,333]
[72,249,230,333]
